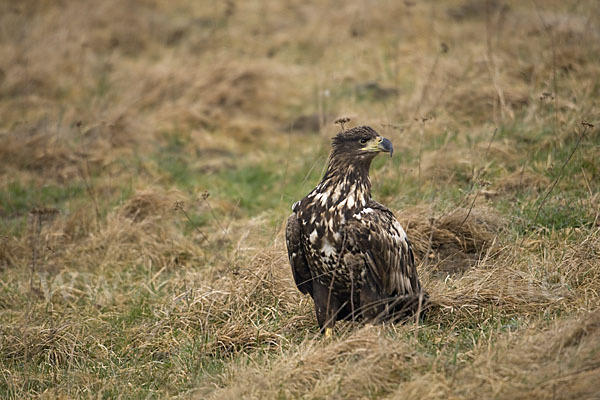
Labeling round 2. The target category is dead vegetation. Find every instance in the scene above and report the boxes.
[496,168,551,194]
[200,311,600,400]
[398,205,505,276]
[1,0,599,398]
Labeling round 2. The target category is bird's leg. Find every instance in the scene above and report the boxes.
[312,279,340,334]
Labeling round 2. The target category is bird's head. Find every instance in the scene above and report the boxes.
[331,126,393,162]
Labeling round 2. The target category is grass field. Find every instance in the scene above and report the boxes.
[1,0,599,398]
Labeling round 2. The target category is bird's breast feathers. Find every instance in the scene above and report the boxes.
[295,190,408,284]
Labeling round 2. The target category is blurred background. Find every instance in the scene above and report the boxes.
[1,0,598,220]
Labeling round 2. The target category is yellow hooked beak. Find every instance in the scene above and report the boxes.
[361,136,394,157]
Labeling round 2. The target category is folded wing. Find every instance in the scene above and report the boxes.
[285,213,313,296]
[346,203,422,296]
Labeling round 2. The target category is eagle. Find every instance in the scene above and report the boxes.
[286,126,427,335]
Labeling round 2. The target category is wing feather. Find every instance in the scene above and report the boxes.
[346,203,421,296]
[285,213,313,296]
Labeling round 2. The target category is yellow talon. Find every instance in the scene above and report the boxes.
[325,327,333,338]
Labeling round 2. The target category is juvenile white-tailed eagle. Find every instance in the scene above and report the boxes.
[286,126,427,334]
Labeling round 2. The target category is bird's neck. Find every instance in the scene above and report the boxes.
[317,156,372,212]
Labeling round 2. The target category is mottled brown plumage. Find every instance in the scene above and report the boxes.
[286,126,427,332]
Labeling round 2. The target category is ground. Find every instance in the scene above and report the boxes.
[1,0,599,398]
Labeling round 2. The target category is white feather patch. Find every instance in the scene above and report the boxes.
[347,195,355,208]
[396,222,407,241]
[321,241,336,258]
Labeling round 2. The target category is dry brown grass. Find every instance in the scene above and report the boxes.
[198,311,600,400]
[1,0,599,398]
[496,168,552,195]
[398,205,506,276]
[200,326,425,399]
[195,224,600,399]
[386,310,600,400]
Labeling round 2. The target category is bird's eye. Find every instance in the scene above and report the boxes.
[359,138,368,144]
